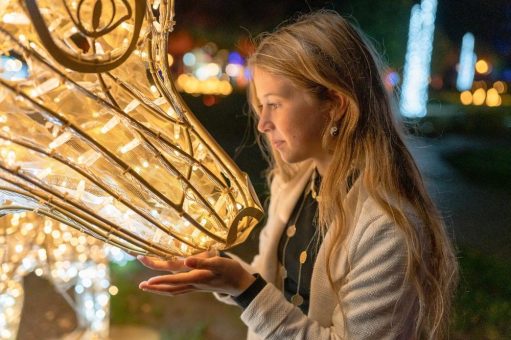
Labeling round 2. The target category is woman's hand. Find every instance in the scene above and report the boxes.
[137,251,256,297]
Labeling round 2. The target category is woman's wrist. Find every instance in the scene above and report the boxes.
[233,273,267,309]
[234,270,257,297]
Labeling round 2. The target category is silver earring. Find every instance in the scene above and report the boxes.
[330,126,339,137]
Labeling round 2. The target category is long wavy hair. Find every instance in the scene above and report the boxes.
[247,10,458,339]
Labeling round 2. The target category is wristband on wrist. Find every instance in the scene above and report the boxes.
[233,273,267,309]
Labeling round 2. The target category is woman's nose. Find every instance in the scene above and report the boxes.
[257,109,272,133]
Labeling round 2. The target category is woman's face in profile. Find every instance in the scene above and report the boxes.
[253,67,332,170]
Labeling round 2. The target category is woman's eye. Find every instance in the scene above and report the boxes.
[268,103,280,110]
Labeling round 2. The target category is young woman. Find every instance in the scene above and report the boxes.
[138,10,458,339]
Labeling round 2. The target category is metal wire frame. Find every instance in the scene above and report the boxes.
[0,0,263,256]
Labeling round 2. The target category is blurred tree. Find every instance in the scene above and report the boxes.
[336,0,414,68]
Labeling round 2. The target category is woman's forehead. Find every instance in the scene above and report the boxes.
[253,68,295,98]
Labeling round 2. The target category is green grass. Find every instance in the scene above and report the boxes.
[410,104,511,139]
[452,247,511,339]
[443,147,511,192]
[158,324,207,340]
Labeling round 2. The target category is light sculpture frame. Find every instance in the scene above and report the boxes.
[0,0,263,258]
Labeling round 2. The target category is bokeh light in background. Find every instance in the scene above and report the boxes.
[400,0,438,118]
[456,33,476,91]
[172,42,250,106]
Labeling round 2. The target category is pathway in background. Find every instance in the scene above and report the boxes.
[408,134,511,258]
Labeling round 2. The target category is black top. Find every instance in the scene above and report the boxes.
[277,171,322,314]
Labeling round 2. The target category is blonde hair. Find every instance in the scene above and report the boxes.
[248,10,458,339]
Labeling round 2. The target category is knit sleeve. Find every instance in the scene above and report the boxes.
[239,215,416,340]
[339,216,416,339]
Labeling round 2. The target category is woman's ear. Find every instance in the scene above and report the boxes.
[328,90,350,121]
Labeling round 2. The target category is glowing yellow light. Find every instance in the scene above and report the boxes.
[108,286,119,295]
[472,88,486,105]
[460,91,472,105]
[493,81,507,94]
[100,116,120,134]
[120,138,140,154]
[121,22,131,31]
[475,60,490,74]
[486,88,501,107]
[51,229,61,239]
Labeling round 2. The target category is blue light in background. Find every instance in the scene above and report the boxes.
[183,52,196,67]
[456,33,476,91]
[244,67,252,81]
[228,51,244,65]
[400,0,438,118]
[386,71,401,87]
[0,54,29,81]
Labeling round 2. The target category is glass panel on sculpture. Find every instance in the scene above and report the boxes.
[0,0,263,257]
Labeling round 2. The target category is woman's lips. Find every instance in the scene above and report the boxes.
[272,140,284,149]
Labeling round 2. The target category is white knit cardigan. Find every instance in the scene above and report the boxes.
[217,163,420,339]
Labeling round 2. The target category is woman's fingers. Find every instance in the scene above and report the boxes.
[147,270,215,286]
[137,255,187,272]
[139,282,197,296]
[136,251,217,272]
[185,255,223,271]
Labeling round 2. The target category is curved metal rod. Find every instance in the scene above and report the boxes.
[24,0,145,72]
[75,0,131,37]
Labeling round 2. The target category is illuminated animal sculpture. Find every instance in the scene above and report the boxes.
[0,0,263,259]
